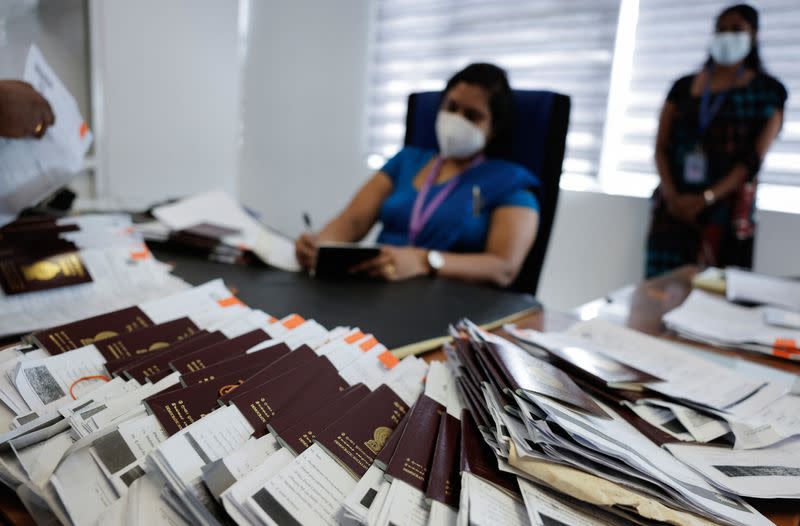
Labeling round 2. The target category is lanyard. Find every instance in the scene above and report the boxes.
[408,155,484,245]
[698,65,744,137]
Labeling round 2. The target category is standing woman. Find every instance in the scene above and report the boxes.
[645,3,787,278]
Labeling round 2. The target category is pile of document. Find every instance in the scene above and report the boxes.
[664,268,800,360]
[136,190,300,271]
[506,320,800,506]
[0,279,431,525]
[1,278,797,526]
[0,214,187,338]
[0,45,93,227]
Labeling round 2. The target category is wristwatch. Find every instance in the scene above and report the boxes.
[703,189,716,206]
[426,250,445,276]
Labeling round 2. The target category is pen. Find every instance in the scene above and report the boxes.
[303,212,312,231]
[472,185,481,217]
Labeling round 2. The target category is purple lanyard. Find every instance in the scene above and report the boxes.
[408,155,484,245]
[698,65,744,137]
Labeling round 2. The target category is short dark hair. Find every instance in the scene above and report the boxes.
[443,63,514,157]
[707,3,764,71]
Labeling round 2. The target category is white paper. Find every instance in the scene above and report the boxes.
[50,446,119,526]
[14,345,107,411]
[0,45,93,220]
[152,190,300,272]
[247,443,357,525]
[518,477,620,526]
[667,439,800,498]
[221,447,294,526]
[564,319,765,410]
[342,463,386,524]
[462,473,528,526]
[726,268,800,312]
[528,392,773,526]
[664,290,800,355]
[373,479,429,526]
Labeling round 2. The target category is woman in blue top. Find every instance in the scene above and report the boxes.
[295,63,540,287]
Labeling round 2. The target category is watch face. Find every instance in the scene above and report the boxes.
[428,250,445,270]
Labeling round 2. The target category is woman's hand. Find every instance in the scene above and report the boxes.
[349,246,429,281]
[0,80,55,139]
[666,193,706,224]
[295,232,318,269]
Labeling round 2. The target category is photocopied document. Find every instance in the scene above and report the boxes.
[0,45,93,221]
[666,439,800,499]
[726,268,800,312]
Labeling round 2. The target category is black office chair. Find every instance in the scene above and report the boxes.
[404,90,571,295]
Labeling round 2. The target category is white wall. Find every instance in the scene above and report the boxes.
[237,0,371,236]
[91,0,241,208]
[537,190,800,311]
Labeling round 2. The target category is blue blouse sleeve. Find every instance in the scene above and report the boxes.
[497,189,540,212]
[379,149,406,185]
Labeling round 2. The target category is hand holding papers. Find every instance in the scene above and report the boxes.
[0,46,93,223]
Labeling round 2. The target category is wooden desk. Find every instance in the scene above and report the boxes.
[1,267,798,525]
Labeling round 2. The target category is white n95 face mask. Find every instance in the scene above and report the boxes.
[709,32,751,66]
[435,111,486,159]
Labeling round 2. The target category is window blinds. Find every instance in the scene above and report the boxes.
[365,0,621,179]
[615,0,800,187]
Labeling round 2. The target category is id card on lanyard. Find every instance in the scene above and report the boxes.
[685,66,744,184]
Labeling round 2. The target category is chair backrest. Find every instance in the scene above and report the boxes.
[404,90,571,295]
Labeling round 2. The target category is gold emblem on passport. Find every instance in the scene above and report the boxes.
[21,253,86,281]
[80,330,119,346]
[218,380,245,396]
[365,426,392,454]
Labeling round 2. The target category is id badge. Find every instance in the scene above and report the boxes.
[684,150,707,184]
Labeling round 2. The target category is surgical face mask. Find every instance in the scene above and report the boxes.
[435,110,486,159]
[709,31,751,66]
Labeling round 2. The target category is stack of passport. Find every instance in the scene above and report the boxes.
[0,214,187,339]
[0,280,787,526]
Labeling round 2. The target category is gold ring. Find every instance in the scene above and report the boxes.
[384,263,396,276]
[34,123,43,134]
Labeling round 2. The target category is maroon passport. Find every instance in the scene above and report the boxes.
[122,331,228,383]
[147,367,257,435]
[374,408,410,471]
[170,329,271,374]
[315,384,409,478]
[30,306,155,354]
[486,336,607,417]
[459,409,518,496]
[94,317,201,362]
[270,384,370,454]
[384,395,445,490]
[179,342,290,386]
[225,356,337,437]
[425,412,461,508]
[216,346,317,405]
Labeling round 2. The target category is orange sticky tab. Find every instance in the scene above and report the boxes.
[217,296,244,308]
[377,351,400,369]
[282,314,305,329]
[79,121,89,138]
[130,245,151,260]
[268,316,278,324]
[773,338,798,351]
[360,336,379,352]
[773,339,799,359]
[345,331,365,345]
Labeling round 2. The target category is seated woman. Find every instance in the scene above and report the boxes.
[295,63,540,287]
